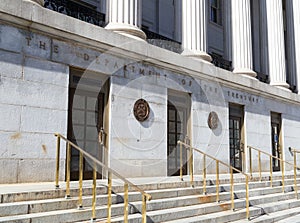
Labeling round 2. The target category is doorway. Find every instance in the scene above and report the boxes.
[68,68,107,180]
[271,112,282,172]
[229,104,244,172]
[167,92,190,176]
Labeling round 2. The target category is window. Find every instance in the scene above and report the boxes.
[210,0,222,26]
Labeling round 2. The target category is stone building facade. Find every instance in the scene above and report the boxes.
[0,0,300,183]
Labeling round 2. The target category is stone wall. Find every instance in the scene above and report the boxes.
[0,24,68,183]
[1,0,300,183]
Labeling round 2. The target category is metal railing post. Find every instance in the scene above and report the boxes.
[203,155,206,194]
[78,152,83,209]
[258,151,262,181]
[249,147,252,178]
[55,134,61,188]
[189,144,194,187]
[65,142,71,198]
[246,176,250,220]
[124,183,129,223]
[294,150,298,199]
[281,159,285,193]
[142,195,147,223]
[270,156,273,187]
[91,163,97,221]
[230,167,234,210]
[107,172,112,222]
[180,142,183,181]
[216,160,220,202]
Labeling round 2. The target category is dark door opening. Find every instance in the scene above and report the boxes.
[271,112,281,172]
[67,67,109,181]
[229,104,244,172]
[167,98,189,176]
[68,88,104,180]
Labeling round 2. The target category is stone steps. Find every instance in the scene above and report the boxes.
[0,178,295,217]
[88,190,300,223]
[0,174,299,222]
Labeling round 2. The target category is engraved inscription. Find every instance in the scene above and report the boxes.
[39,41,46,50]
[26,37,31,46]
[227,90,259,103]
[53,45,59,53]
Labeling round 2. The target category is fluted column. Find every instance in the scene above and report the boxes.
[224,1,232,63]
[25,0,44,6]
[105,0,146,40]
[291,0,300,93]
[260,0,269,76]
[231,0,256,78]
[266,0,289,90]
[181,0,211,62]
[285,0,297,90]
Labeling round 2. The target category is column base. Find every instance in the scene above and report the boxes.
[233,68,257,79]
[24,0,44,6]
[270,82,291,91]
[105,23,146,41]
[181,49,212,63]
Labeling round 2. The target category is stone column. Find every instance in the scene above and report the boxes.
[285,0,297,90]
[260,0,269,76]
[25,0,44,6]
[265,0,289,90]
[290,0,300,93]
[181,0,211,62]
[223,1,232,63]
[231,0,256,78]
[105,0,146,40]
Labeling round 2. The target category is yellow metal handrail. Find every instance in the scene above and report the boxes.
[54,133,151,223]
[177,141,250,220]
[248,145,298,198]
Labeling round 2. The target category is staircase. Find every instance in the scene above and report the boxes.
[1,173,300,223]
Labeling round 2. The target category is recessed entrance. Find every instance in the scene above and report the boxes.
[229,104,244,172]
[167,92,190,176]
[271,112,282,172]
[68,68,108,180]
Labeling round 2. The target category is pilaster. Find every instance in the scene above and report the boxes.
[105,0,146,40]
[231,0,256,78]
[181,0,211,62]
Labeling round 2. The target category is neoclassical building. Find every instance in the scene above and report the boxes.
[0,0,300,183]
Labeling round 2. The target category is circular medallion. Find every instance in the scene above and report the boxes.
[208,111,219,130]
[133,99,150,122]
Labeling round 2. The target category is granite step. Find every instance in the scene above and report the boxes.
[88,190,300,223]
[1,174,300,222]
[0,177,295,218]
[1,172,296,203]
